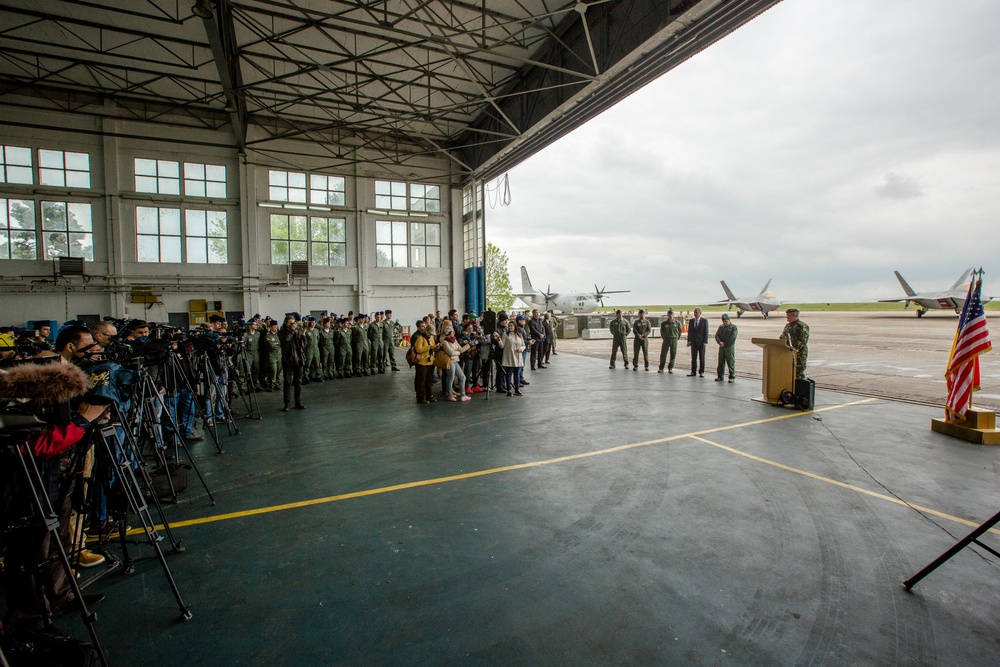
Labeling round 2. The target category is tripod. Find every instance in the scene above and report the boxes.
[0,416,109,666]
[125,367,215,505]
[904,509,1000,590]
[196,350,239,446]
[228,339,261,420]
[84,416,193,620]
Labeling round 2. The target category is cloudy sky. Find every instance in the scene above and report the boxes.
[485,0,1000,306]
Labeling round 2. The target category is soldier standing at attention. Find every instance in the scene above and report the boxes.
[631,309,651,371]
[781,308,810,379]
[303,317,322,383]
[609,309,631,369]
[333,317,350,378]
[714,313,738,383]
[687,307,709,377]
[383,309,400,371]
[658,309,683,373]
[319,317,336,380]
[369,311,385,374]
[260,319,281,391]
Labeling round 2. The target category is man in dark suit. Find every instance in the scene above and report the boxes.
[528,308,546,370]
[686,307,709,377]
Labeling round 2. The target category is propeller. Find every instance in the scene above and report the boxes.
[541,284,556,309]
[594,284,607,307]
[593,284,629,307]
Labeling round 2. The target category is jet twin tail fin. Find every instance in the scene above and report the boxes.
[893,271,918,297]
[950,267,974,291]
[720,280,737,302]
[756,279,772,297]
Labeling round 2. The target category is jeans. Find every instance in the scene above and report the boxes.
[443,362,466,396]
[504,366,521,392]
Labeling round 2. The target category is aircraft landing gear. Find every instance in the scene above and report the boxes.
[917,309,927,318]
[736,310,743,318]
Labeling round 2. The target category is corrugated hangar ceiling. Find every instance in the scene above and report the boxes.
[0,0,781,182]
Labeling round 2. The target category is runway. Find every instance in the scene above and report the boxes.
[559,310,1000,411]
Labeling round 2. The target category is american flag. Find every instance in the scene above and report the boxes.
[945,277,992,420]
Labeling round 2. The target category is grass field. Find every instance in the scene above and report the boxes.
[597,301,1000,313]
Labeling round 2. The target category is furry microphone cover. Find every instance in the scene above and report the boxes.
[0,362,92,402]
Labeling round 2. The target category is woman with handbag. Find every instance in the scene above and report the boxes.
[411,320,438,404]
[438,320,471,402]
[500,320,526,396]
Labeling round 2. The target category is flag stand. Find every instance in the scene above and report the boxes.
[930,408,1000,445]
[904,508,1000,590]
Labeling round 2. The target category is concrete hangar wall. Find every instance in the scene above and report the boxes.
[0,102,466,329]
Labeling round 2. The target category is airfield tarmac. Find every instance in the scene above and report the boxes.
[558,310,1000,412]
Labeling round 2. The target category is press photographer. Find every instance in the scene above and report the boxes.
[0,359,109,638]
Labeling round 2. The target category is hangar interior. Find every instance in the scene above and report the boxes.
[0,0,780,326]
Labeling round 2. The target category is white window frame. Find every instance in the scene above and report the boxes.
[40,200,94,261]
[0,145,33,185]
[183,162,227,198]
[135,158,181,195]
[39,150,91,188]
[0,198,38,260]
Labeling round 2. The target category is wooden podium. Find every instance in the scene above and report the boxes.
[751,337,795,404]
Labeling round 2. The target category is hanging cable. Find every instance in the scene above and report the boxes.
[484,173,511,208]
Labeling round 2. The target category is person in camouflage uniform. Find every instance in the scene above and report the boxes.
[714,313,738,382]
[368,312,385,374]
[609,309,632,369]
[259,319,281,391]
[319,317,336,379]
[352,315,368,377]
[631,309,652,371]
[335,317,352,378]
[658,309,683,373]
[245,318,260,389]
[781,308,810,379]
[303,317,322,383]
[382,309,400,371]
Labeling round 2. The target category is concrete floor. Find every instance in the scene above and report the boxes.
[76,349,1000,666]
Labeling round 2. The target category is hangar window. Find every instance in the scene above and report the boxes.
[39,150,91,188]
[40,201,94,261]
[410,184,440,213]
[0,198,37,260]
[184,209,228,264]
[310,174,346,206]
[1,146,33,184]
[269,213,308,265]
[409,222,441,267]
[374,180,407,210]
[269,170,307,203]
[183,163,227,198]
[310,217,347,266]
[136,206,182,263]
[135,159,181,195]
[375,220,440,268]
[375,220,407,267]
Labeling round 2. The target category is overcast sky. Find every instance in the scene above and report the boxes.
[485,0,1000,306]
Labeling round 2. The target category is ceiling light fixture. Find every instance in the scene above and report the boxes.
[192,0,214,19]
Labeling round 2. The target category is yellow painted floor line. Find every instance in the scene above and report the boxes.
[688,434,998,534]
[128,398,878,535]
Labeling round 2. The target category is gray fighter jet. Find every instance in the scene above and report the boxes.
[713,279,781,318]
[878,268,992,317]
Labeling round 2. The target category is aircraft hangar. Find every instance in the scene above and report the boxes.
[4,2,1000,666]
[0,0,781,322]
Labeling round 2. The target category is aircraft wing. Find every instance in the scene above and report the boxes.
[877,297,909,302]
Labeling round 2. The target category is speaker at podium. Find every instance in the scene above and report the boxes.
[750,337,795,405]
